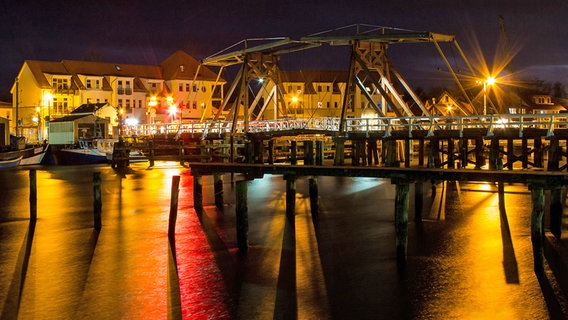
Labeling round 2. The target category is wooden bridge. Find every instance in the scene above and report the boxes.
[188,163,568,277]
[114,113,568,171]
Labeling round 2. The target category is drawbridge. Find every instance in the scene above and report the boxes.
[201,24,482,135]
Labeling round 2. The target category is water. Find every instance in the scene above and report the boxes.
[0,162,551,319]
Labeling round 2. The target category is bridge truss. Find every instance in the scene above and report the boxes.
[201,24,482,136]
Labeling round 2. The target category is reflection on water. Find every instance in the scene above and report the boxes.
[0,164,551,319]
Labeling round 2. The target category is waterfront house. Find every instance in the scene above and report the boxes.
[10,51,225,142]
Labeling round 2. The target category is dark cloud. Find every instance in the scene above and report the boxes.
[0,0,566,101]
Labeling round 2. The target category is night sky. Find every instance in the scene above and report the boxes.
[1,0,567,101]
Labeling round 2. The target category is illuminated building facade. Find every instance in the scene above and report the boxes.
[10,51,224,142]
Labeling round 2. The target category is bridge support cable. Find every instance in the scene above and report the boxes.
[431,39,478,116]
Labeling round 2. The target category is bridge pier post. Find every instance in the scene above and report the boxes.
[393,179,410,266]
[309,177,319,217]
[475,138,484,169]
[489,139,500,170]
[529,183,545,276]
[268,139,275,164]
[290,140,297,165]
[547,138,560,171]
[447,139,455,169]
[404,140,411,168]
[333,137,345,166]
[193,175,203,215]
[236,180,249,253]
[385,139,398,167]
[315,140,324,165]
[285,175,296,219]
[534,138,543,168]
[414,181,423,223]
[418,139,425,167]
[214,174,223,209]
[551,186,563,239]
[522,139,529,169]
[304,140,314,165]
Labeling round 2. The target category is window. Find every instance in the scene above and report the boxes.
[125,100,131,112]
[317,85,322,92]
[118,99,123,108]
[327,102,330,108]
[192,101,197,109]
[334,102,338,108]
[138,100,142,108]
[201,86,206,92]
[192,85,197,92]
[186,84,190,91]
[52,78,69,90]
[86,79,92,89]
[95,80,100,89]
[179,84,183,91]
[118,80,123,88]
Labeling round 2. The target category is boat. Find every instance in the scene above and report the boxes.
[0,136,49,167]
[0,156,22,168]
[57,139,116,165]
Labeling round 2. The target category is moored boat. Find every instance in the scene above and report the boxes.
[0,156,22,168]
[56,139,116,165]
[0,137,49,167]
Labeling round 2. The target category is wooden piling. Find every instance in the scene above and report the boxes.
[168,176,180,240]
[268,139,275,164]
[193,175,203,215]
[475,137,485,169]
[414,181,423,223]
[530,183,545,276]
[418,139,425,167]
[333,137,345,166]
[548,138,560,171]
[447,139,455,168]
[394,180,410,265]
[29,169,37,222]
[285,176,296,218]
[550,186,563,239]
[290,140,297,165]
[308,177,319,217]
[404,140,411,168]
[315,140,324,165]
[304,140,314,165]
[214,174,224,209]
[149,141,155,167]
[93,172,102,232]
[236,180,249,252]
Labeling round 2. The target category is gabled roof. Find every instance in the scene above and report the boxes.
[23,60,69,88]
[50,114,105,122]
[62,60,163,79]
[280,70,347,83]
[71,102,111,114]
[160,50,221,82]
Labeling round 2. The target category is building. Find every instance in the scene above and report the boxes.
[10,51,225,143]
[259,70,395,120]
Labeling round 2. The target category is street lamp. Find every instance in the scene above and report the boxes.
[478,77,496,116]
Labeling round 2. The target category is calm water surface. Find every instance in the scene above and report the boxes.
[0,162,550,319]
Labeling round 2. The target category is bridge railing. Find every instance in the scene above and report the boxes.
[125,114,568,138]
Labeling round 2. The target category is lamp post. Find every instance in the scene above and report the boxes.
[478,77,496,116]
[34,106,41,142]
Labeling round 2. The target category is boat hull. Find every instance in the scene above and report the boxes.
[57,148,108,165]
[0,145,48,166]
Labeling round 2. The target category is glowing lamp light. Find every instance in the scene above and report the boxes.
[169,105,177,114]
[291,96,299,103]
[149,96,157,107]
[125,118,139,126]
[486,76,496,86]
